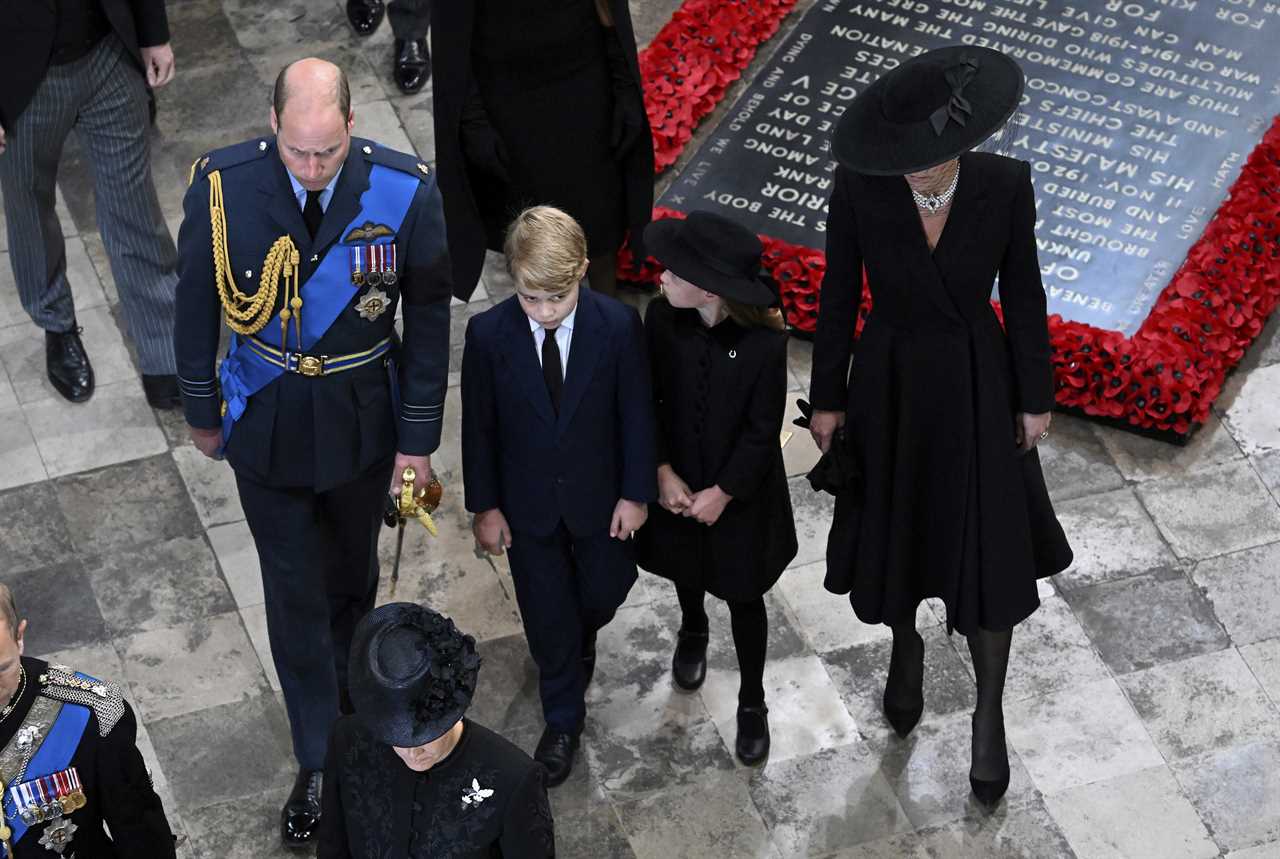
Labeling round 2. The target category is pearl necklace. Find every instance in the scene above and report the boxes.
[911,163,960,214]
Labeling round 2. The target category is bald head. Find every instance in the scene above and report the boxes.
[272,58,351,123]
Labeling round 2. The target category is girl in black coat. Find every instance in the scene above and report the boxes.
[636,212,799,766]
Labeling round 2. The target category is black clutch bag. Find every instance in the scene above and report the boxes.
[793,399,861,497]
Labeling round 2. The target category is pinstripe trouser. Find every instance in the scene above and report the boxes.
[0,34,177,374]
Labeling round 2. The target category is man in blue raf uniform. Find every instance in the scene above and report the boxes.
[174,58,451,849]
[0,585,176,858]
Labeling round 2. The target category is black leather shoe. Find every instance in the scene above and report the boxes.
[346,0,385,35]
[735,704,770,766]
[393,38,431,94]
[141,374,181,410]
[533,727,579,788]
[969,712,1011,809]
[582,632,597,689]
[45,328,94,403]
[671,628,709,691]
[281,769,322,849]
[883,629,925,739]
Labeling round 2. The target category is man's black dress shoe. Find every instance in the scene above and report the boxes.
[394,38,431,94]
[534,727,579,788]
[671,628,709,691]
[735,704,770,766]
[346,0,385,35]
[45,328,94,403]
[281,769,322,849]
[141,374,181,410]
[582,631,597,689]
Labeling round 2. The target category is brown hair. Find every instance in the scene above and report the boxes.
[724,298,786,331]
[504,207,589,294]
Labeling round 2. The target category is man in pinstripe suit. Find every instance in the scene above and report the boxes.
[0,0,181,408]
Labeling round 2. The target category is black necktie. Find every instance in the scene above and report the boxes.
[542,327,563,413]
[302,189,324,239]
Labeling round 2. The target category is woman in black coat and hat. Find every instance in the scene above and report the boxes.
[807,47,1072,807]
[636,212,799,766]
[431,0,652,301]
[318,603,554,858]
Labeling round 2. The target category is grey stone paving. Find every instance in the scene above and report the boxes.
[1,0,1279,856]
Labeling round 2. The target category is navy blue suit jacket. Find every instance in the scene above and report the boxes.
[461,288,658,537]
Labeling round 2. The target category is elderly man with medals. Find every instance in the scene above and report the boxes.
[173,57,452,849]
[0,585,175,858]
[318,603,555,858]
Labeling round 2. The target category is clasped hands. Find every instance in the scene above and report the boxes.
[658,465,731,526]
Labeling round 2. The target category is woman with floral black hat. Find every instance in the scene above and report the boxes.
[636,211,799,766]
[317,603,554,857]
[807,47,1073,807]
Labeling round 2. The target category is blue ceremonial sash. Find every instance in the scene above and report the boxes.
[2,697,91,848]
[218,163,419,447]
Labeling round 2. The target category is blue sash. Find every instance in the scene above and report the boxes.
[218,163,419,447]
[3,695,91,847]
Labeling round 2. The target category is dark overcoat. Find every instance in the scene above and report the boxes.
[431,0,654,300]
[636,298,798,602]
[809,152,1073,635]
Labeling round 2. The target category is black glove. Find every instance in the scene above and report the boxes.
[603,28,646,158]
[460,80,509,184]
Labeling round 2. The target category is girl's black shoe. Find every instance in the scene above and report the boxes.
[671,628,709,691]
[735,704,770,766]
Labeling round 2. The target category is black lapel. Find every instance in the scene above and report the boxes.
[555,288,605,435]
[873,173,965,323]
[260,151,311,254]
[930,153,987,287]
[499,300,557,427]
[313,148,371,253]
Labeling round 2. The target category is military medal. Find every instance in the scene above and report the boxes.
[350,246,365,286]
[356,287,390,321]
[365,244,383,287]
[38,815,77,855]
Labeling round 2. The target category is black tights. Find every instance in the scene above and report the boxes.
[966,626,1013,780]
[676,585,767,706]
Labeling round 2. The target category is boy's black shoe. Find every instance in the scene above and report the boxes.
[534,727,579,787]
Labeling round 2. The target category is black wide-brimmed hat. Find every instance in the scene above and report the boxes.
[833,46,1024,176]
[643,211,778,307]
[349,602,482,747]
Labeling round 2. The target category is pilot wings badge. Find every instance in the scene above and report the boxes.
[343,221,395,243]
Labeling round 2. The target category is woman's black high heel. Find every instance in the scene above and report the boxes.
[882,628,925,738]
[969,713,1010,808]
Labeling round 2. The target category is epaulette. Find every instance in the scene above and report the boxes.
[37,664,127,737]
[355,138,433,183]
[188,136,274,186]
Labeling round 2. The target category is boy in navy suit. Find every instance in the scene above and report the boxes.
[461,206,656,785]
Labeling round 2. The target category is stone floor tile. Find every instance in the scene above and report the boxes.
[1225,843,1280,859]
[949,596,1109,706]
[86,534,236,635]
[616,769,781,859]
[775,560,938,654]
[877,709,1039,829]
[148,693,294,810]
[701,590,810,674]
[789,474,835,568]
[1192,542,1280,646]
[2,561,107,654]
[1239,638,1280,707]
[153,63,267,145]
[0,482,76,574]
[0,304,137,405]
[172,446,244,528]
[1172,740,1280,854]
[581,602,736,799]
[1254,450,1280,507]
[207,521,264,609]
[393,93,437,163]
[786,336,813,393]
[167,0,244,75]
[467,634,542,739]
[1118,648,1279,761]
[0,368,15,412]
[781,396,822,478]
[555,804,637,859]
[1222,363,1280,455]
[1052,487,1178,590]
[748,743,912,856]
[116,611,270,721]
[0,237,105,329]
[221,0,347,52]
[54,453,201,554]
[25,380,167,478]
[1095,412,1243,483]
[0,406,47,490]
[352,99,417,156]
[820,627,977,751]
[239,603,281,692]
[1137,460,1280,560]
[1005,678,1164,796]
[1064,568,1230,674]
[1037,414,1126,503]
[183,786,295,859]
[701,653,860,766]
[480,250,515,302]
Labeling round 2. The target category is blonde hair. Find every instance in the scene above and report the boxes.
[725,298,786,331]
[504,206,589,293]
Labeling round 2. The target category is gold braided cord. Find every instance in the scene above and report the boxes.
[208,170,301,345]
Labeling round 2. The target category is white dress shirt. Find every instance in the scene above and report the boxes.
[530,306,576,380]
[286,164,344,213]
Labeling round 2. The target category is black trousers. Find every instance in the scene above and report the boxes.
[389,0,431,40]
[506,523,637,734]
[236,461,393,770]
